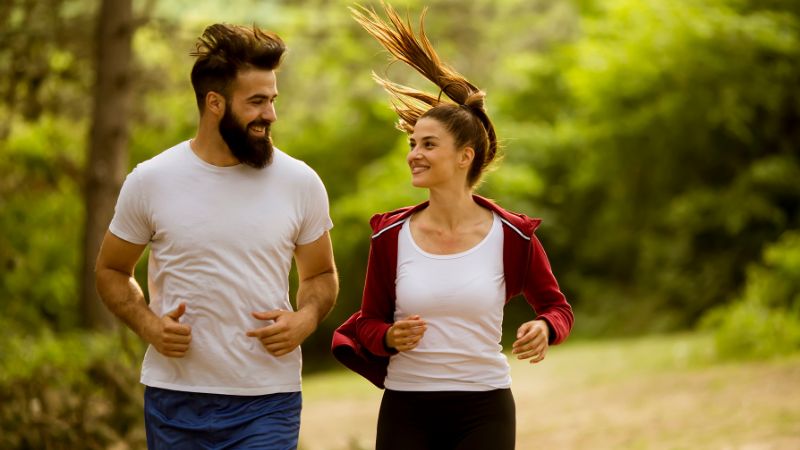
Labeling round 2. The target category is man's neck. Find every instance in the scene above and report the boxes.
[191,125,239,167]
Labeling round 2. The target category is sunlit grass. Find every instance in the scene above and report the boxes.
[300,333,800,450]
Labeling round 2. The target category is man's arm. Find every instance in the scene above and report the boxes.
[95,231,191,357]
[294,230,339,324]
[247,231,338,356]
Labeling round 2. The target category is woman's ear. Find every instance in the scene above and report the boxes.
[459,146,475,169]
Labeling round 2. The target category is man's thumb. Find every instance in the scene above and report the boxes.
[166,303,186,321]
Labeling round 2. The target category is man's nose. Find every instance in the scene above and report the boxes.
[262,104,277,122]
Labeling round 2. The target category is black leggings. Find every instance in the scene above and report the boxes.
[376,388,516,450]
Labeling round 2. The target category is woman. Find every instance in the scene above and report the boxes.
[332,4,574,449]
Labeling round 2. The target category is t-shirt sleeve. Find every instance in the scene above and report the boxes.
[109,168,153,245]
[296,168,333,245]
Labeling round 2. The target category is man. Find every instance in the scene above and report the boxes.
[95,23,338,449]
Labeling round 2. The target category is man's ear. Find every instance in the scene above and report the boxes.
[460,146,475,169]
[205,91,226,117]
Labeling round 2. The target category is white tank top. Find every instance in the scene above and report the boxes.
[385,212,510,391]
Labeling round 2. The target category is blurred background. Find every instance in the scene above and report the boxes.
[1,0,799,448]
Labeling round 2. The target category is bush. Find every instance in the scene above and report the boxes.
[0,330,146,450]
[702,298,800,359]
[701,230,800,359]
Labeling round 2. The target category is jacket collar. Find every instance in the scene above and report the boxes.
[370,195,540,239]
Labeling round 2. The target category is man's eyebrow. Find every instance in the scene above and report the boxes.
[247,93,278,100]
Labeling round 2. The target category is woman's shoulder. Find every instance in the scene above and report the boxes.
[473,195,542,236]
[368,205,418,236]
[368,198,437,236]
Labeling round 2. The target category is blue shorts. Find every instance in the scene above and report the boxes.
[144,386,302,450]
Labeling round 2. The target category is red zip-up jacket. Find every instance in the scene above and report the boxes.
[332,195,574,388]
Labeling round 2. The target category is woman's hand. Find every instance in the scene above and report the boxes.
[512,319,550,364]
[385,315,427,352]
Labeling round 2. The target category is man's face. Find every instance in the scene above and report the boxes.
[219,69,278,169]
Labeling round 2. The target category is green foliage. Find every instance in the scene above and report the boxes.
[703,299,800,360]
[498,0,800,334]
[0,0,96,136]
[0,116,86,332]
[0,330,146,449]
[702,231,800,359]
[744,231,800,310]
[128,21,199,165]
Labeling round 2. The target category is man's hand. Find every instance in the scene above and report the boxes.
[246,309,316,357]
[385,315,427,352]
[512,319,550,364]
[145,303,192,358]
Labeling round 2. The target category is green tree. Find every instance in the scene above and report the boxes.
[498,0,800,334]
[0,0,96,333]
[80,0,137,329]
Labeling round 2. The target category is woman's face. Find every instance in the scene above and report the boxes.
[407,117,470,189]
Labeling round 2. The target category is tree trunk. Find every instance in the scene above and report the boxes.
[80,0,135,329]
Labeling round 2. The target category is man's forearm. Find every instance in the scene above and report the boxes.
[296,269,339,325]
[96,268,158,340]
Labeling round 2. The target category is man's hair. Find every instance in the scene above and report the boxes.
[190,24,286,112]
[351,2,499,187]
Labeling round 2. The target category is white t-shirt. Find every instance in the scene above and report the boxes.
[386,212,510,391]
[109,140,333,395]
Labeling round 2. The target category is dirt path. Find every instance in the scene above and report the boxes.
[299,335,800,450]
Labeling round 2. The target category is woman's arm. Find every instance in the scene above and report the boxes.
[355,238,398,357]
[523,235,574,345]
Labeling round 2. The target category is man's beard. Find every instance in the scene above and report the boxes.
[218,107,273,169]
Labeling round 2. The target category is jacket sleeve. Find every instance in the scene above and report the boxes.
[355,236,398,357]
[524,235,574,345]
